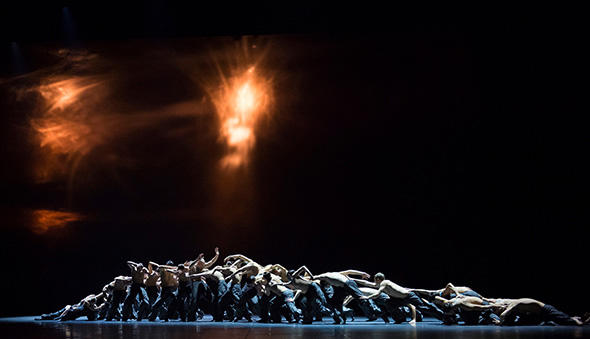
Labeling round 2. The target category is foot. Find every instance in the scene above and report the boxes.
[409,319,416,326]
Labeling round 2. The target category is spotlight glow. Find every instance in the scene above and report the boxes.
[31,209,83,234]
[210,66,272,168]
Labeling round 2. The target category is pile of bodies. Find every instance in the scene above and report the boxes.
[37,248,589,326]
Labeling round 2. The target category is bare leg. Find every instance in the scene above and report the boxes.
[409,304,417,326]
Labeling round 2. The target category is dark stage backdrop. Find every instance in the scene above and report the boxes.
[0,4,587,317]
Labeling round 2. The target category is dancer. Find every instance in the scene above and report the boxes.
[357,273,450,325]
[281,268,331,324]
[291,266,371,324]
[105,276,132,321]
[148,261,179,322]
[486,298,586,326]
[121,261,149,321]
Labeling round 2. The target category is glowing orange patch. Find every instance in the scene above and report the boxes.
[210,66,272,168]
[31,209,83,234]
[30,76,105,182]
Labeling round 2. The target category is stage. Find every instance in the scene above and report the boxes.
[1,316,587,338]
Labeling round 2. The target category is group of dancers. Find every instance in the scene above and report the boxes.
[37,248,589,326]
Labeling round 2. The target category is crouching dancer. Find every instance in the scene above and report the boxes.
[358,273,451,325]
[282,268,331,324]
[293,266,372,324]
[121,261,149,321]
[148,261,179,322]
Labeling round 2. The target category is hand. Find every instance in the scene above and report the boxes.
[361,273,370,279]
[214,247,219,255]
[197,253,204,260]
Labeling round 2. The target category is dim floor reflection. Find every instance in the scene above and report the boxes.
[1,317,588,339]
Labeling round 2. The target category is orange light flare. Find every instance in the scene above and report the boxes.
[210,66,272,168]
[30,76,105,181]
[31,209,83,234]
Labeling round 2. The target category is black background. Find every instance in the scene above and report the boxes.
[0,3,587,317]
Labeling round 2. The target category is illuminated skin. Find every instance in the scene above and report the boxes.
[149,262,179,287]
[292,266,370,288]
[486,298,585,326]
[189,247,220,273]
[39,292,106,321]
[223,254,289,282]
[411,283,477,299]
[224,254,264,276]
[127,261,148,284]
[357,275,419,325]
[188,266,227,282]
[343,287,383,307]
[145,263,160,287]
[264,274,294,296]
[434,295,500,324]
[290,266,370,324]
[113,276,133,290]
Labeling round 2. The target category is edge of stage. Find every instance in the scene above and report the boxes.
[1,316,589,339]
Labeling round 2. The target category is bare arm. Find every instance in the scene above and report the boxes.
[127,261,140,269]
[410,288,443,298]
[292,265,314,279]
[339,269,370,279]
[343,295,354,306]
[226,263,260,281]
[188,271,214,280]
[360,284,386,299]
[224,254,256,265]
[149,261,177,270]
[350,277,378,288]
[203,247,220,269]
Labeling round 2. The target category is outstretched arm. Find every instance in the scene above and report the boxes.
[203,247,220,269]
[339,269,370,279]
[410,288,443,298]
[127,261,140,269]
[224,254,257,265]
[149,261,175,270]
[225,263,260,281]
[350,277,378,288]
[360,284,386,299]
[188,270,214,280]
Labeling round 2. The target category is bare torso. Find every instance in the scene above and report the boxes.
[379,280,410,299]
[315,272,348,288]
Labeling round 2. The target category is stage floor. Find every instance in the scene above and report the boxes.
[1,316,588,338]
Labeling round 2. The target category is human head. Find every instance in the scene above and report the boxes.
[374,272,385,283]
[166,260,174,266]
